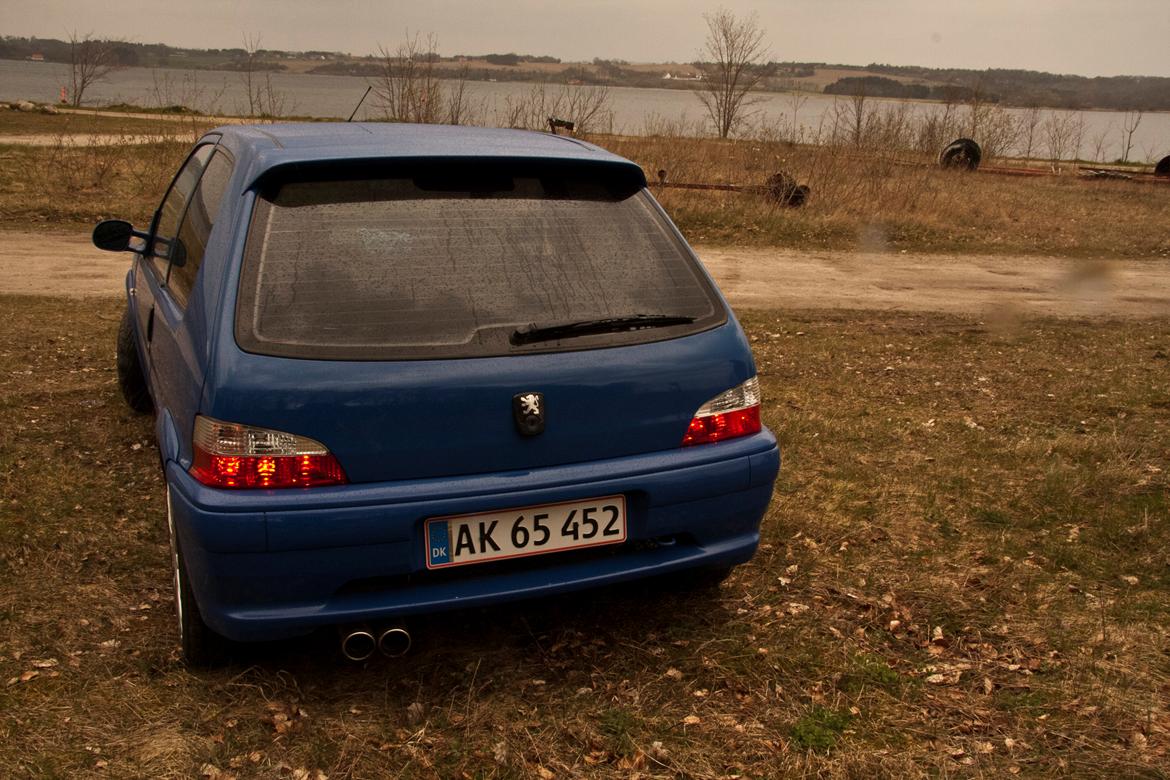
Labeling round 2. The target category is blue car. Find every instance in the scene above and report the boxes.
[93,123,780,666]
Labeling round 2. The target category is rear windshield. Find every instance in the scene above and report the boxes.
[235,162,725,360]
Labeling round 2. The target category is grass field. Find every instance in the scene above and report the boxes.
[1,295,1167,778]
[0,109,213,138]
[605,134,1170,259]
[2,110,1168,260]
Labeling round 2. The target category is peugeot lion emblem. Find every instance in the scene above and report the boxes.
[513,392,545,436]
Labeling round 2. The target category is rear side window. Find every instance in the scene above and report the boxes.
[235,164,724,360]
[167,149,233,306]
[151,144,214,281]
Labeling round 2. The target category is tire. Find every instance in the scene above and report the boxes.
[939,137,982,171]
[116,307,153,413]
[765,171,797,204]
[1155,155,1170,178]
[168,487,230,667]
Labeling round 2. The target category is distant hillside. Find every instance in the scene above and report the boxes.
[3,36,1168,111]
[822,75,978,102]
[861,64,1170,111]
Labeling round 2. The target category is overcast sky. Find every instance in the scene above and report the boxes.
[2,0,1168,77]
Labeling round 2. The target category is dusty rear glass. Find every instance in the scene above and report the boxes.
[235,161,724,360]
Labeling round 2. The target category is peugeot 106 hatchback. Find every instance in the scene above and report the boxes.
[92,123,780,666]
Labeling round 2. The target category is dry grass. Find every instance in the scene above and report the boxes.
[596,133,1170,259]
[2,295,1167,778]
[0,137,196,230]
[2,110,1167,260]
[0,110,212,138]
[0,111,212,230]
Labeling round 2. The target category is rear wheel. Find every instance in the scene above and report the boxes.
[168,488,230,667]
[116,307,152,413]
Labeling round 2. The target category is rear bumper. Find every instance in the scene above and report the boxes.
[168,432,780,641]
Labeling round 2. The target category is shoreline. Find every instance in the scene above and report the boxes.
[4,58,1170,116]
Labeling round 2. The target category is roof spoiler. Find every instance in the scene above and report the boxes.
[248,155,648,197]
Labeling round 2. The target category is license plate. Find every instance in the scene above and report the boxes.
[425,495,627,570]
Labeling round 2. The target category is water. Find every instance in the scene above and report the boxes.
[3,59,1167,163]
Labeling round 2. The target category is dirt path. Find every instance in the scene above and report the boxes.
[55,107,247,124]
[0,109,249,146]
[0,133,191,146]
[699,246,1170,318]
[2,229,1168,318]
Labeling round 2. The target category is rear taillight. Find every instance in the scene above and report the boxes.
[682,376,762,446]
[190,416,348,489]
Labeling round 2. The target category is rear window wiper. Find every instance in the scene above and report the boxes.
[510,314,696,346]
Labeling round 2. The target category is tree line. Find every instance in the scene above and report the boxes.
[862,64,1170,112]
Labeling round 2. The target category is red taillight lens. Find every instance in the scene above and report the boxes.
[682,377,762,446]
[189,416,348,489]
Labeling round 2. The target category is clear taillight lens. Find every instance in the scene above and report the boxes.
[190,415,348,488]
[682,376,762,446]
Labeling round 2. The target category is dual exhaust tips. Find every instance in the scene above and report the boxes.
[340,626,411,661]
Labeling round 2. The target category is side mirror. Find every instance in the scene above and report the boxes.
[92,219,148,252]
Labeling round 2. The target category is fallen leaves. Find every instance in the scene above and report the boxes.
[227,752,265,770]
[288,770,328,780]
[921,663,970,686]
[405,701,426,726]
[263,702,309,737]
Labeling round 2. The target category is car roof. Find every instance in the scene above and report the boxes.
[209,122,646,189]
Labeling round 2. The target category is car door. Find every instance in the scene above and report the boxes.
[147,144,234,457]
[132,142,217,391]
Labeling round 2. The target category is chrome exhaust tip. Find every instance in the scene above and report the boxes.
[377,627,412,658]
[340,629,376,661]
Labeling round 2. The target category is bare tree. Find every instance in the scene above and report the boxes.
[964,84,991,139]
[239,34,289,118]
[65,32,126,107]
[787,90,808,143]
[1069,111,1086,161]
[148,68,228,115]
[372,32,472,124]
[1120,110,1143,162]
[1019,105,1042,160]
[498,83,612,134]
[240,33,262,117]
[916,101,959,155]
[1088,124,1111,163]
[695,9,771,139]
[870,102,916,151]
[978,105,1020,161]
[444,64,474,126]
[1043,111,1080,170]
[832,91,874,148]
